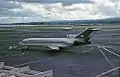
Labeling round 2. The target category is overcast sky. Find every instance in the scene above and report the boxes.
[0,0,120,23]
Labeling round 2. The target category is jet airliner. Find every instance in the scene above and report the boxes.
[19,28,100,50]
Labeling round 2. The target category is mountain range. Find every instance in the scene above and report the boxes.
[0,17,120,25]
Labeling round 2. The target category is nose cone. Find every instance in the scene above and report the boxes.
[19,40,25,45]
[19,41,22,45]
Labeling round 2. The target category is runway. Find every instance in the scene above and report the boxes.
[0,25,120,77]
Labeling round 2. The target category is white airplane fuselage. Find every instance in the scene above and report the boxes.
[19,38,85,50]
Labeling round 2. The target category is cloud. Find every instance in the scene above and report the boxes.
[5,0,94,4]
[0,0,120,23]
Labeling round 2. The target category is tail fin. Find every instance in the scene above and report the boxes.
[75,28,100,41]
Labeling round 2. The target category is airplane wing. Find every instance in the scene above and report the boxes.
[47,44,67,50]
[48,46,59,50]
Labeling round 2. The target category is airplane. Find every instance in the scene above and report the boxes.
[19,28,100,50]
